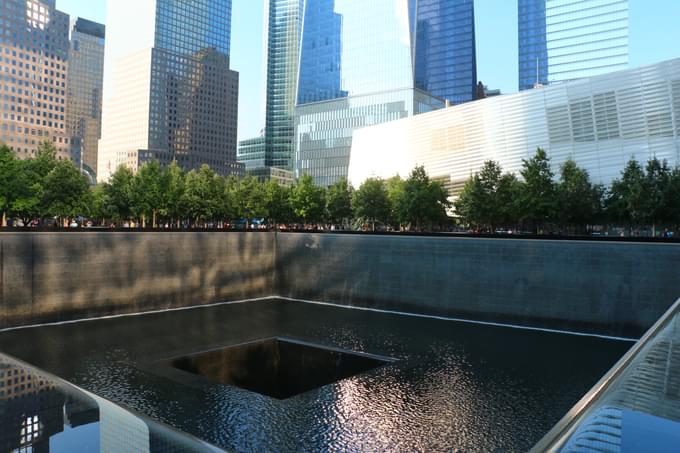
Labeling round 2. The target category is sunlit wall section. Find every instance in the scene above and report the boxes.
[349,59,680,195]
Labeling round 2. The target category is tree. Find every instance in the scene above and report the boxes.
[31,141,58,180]
[519,148,558,232]
[326,178,353,227]
[107,166,135,222]
[242,175,267,220]
[42,160,90,223]
[385,175,406,228]
[352,178,390,231]
[400,166,449,231]
[557,159,600,234]
[91,183,114,225]
[0,145,18,225]
[160,160,186,227]
[132,161,163,227]
[263,179,292,226]
[643,158,671,236]
[290,174,326,225]
[496,173,522,229]
[665,167,680,230]
[608,159,646,230]
[182,165,223,226]
[454,161,516,231]
[455,174,485,229]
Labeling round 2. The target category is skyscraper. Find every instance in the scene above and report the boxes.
[0,0,75,162]
[295,0,476,187]
[518,0,629,91]
[67,17,105,182]
[238,0,303,181]
[98,0,241,181]
[415,0,477,104]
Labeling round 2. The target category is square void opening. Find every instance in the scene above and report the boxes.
[168,338,392,399]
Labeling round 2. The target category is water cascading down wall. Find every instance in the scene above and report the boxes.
[1,231,679,337]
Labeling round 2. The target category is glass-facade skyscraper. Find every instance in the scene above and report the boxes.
[518,0,629,91]
[238,0,303,178]
[98,0,241,181]
[67,18,105,182]
[295,0,476,187]
[415,0,476,104]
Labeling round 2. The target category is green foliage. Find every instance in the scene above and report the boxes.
[132,160,164,227]
[182,165,224,224]
[385,175,406,227]
[556,159,601,233]
[42,160,90,220]
[399,166,450,231]
[290,174,326,224]
[665,167,680,228]
[107,166,135,221]
[263,179,292,225]
[608,159,646,227]
[519,148,558,231]
[160,160,186,224]
[643,158,671,231]
[352,178,390,231]
[3,140,680,236]
[326,178,353,225]
[455,161,519,230]
[92,183,114,222]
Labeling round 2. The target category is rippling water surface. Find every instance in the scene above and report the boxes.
[0,299,631,452]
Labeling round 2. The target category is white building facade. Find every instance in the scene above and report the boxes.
[349,58,680,195]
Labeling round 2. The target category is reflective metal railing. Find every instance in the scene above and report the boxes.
[532,298,680,452]
[0,353,226,453]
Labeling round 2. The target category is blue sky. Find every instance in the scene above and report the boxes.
[56,1,680,142]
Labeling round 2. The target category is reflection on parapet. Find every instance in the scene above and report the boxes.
[533,300,680,452]
[0,355,224,453]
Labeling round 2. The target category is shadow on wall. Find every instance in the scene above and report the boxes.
[0,232,276,328]
[2,231,680,337]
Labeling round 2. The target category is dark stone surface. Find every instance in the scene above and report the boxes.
[0,232,275,328]
[275,233,680,337]
[2,231,679,336]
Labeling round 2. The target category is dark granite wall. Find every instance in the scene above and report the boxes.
[2,232,679,336]
[0,232,275,328]
[275,233,680,337]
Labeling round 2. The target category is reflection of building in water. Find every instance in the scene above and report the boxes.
[0,361,65,453]
[99,399,151,453]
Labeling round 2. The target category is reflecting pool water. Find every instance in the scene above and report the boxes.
[0,298,632,452]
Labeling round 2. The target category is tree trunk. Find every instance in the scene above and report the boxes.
[152,210,157,228]
[1,211,6,227]
[141,213,146,229]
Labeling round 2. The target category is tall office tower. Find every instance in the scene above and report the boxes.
[0,0,76,162]
[295,0,476,187]
[415,0,476,104]
[98,0,241,181]
[518,0,629,91]
[238,0,303,179]
[66,18,105,182]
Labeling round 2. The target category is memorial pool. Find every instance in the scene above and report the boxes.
[0,298,632,452]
